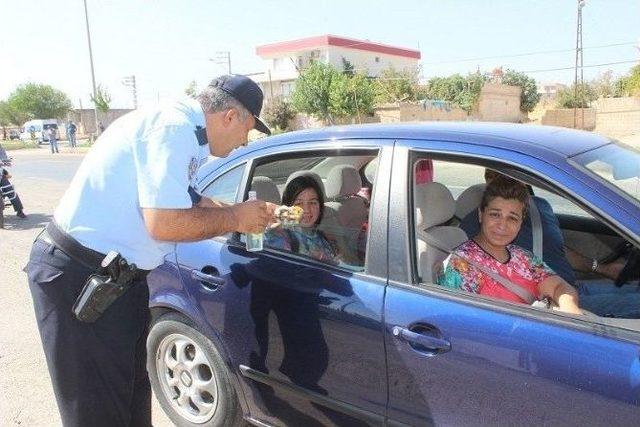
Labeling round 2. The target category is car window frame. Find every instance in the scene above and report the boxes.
[199,162,247,205]
[394,142,640,337]
[224,143,390,279]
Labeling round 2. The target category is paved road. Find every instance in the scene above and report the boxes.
[0,148,172,426]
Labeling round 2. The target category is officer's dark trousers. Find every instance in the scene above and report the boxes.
[25,238,151,427]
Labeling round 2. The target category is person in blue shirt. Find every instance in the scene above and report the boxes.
[67,121,77,148]
[24,75,276,426]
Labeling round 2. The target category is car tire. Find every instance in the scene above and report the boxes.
[147,312,243,427]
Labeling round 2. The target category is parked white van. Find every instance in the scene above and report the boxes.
[20,119,58,143]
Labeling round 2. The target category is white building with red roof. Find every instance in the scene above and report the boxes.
[252,35,421,102]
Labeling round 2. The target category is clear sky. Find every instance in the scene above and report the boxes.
[2,0,639,109]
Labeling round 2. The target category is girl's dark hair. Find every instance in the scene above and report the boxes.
[480,175,529,216]
[282,175,325,225]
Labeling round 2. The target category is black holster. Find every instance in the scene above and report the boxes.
[41,222,149,323]
[72,274,131,322]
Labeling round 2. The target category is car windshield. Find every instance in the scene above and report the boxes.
[571,142,640,204]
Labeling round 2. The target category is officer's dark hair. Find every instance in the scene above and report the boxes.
[197,85,250,120]
[282,175,325,226]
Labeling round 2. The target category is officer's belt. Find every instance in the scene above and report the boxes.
[41,221,149,280]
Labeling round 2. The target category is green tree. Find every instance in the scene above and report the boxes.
[291,62,374,123]
[0,100,23,127]
[591,70,616,98]
[614,65,640,97]
[185,80,198,99]
[556,83,597,108]
[373,66,420,104]
[0,101,19,139]
[341,57,355,76]
[329,72,374,120]
[425,73,487,113]
[292,61,335,122]
[425,74,467,103]
[90,84,111,113]
[7,83,72,120]
[501,69,541,113]
[262,96,296,131]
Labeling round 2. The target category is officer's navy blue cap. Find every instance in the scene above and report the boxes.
[210,75,271,135]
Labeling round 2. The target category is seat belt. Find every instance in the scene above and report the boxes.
[419,231,538,304]
[528,198,543,259]
[452,254,537,304]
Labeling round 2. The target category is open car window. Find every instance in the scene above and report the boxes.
[245,150,379,272]
[410,154,640,330]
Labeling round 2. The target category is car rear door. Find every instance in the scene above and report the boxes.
[175,142,393,426]
[383,141,640,426]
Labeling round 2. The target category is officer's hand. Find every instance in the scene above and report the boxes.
[232,200,277,234]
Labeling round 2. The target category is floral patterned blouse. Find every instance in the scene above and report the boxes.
[437,240,555,304]
[265,227,339,265]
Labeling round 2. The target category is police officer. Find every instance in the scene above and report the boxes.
[25,75,276,426]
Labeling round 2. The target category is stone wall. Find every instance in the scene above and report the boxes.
[478,83,524,122]
[66,109,134,136]
[541,108,597,130]
[375,102,469,123]
[288,113,379,131]
[593,97,640,137]
[539,97,640,135]
[374,83,522,124]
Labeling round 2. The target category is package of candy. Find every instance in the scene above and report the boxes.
[274,205,304,226]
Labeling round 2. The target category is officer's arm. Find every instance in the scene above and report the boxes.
[196,197,230,208]
[142,201,275,242]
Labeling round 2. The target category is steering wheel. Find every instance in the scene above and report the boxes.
[615,247,640,287]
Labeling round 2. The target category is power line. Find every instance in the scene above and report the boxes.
[522,59,638,74]
[422,41,637,65]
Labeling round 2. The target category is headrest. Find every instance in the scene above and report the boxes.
[364,157,379,184]
[325,165,362,199]
[286,170,325,198]
[455,183,486,219]
[251,176,280,204]
[415,182,456,229]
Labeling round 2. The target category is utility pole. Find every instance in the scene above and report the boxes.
[82,0,99,136]
[210,51,232,74]
[78,98,84,134]
[122,75,138,109]
[574,0,586,129]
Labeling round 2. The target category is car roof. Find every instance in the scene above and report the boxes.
[246,122,611,158]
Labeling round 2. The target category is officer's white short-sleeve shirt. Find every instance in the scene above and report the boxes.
[55,98,210,270]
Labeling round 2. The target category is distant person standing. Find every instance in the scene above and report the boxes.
[47,127,59,154]
[98,121,105,134]
[67,121,77,148]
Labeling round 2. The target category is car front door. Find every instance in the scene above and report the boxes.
[383,141,640,426]
[175,143,393,426]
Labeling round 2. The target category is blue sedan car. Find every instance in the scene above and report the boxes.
[146,123,640,427]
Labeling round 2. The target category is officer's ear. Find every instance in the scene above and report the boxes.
[222,108,239,127]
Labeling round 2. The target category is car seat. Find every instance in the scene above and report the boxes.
[415,182,468,283]
[454,183,486,221]
[250,176,281,204]
[324,165,369,266]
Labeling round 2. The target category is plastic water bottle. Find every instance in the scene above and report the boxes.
[245,190,263,252]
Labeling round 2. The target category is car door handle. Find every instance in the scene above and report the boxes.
[392,326,451,353]
[191,268,225,290]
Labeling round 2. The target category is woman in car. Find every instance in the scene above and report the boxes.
[437,175,582,315]
[265,175,338,265]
